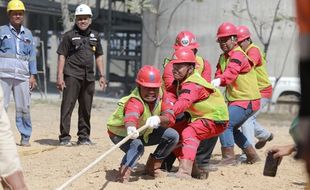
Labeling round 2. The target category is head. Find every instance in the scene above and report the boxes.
[7,0,25,28]
[171,48,196,82]
[216,22,238,53]
[174,31,199,54]
[136,65,161,103]
[75,4,93,31]
[236,25,252,50]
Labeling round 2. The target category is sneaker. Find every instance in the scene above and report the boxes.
[255,133,274,149]
[59,140,72,146]
[77,139,94,145]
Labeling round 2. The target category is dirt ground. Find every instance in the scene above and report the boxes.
[3,96,308,190]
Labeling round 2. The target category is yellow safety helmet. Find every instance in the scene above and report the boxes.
[7,0,25,12]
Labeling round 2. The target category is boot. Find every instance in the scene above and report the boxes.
[191,162,209,179]
[116,165,132,183]
[217,147,236,166]
[173,159,194,179]
[145,154,165,177]
[1,170,28,190]
[243,145,261,164]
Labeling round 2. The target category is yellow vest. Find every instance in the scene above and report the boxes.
[219,46,261,101]
[107,88,163,141]
[179,72,229,122]
[245,44,271,91]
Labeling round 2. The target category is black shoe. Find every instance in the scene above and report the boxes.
[77,139,94,145]
[59,140,72,146]
[255,133,274,149]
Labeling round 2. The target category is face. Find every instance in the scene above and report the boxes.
[8,10,24,27]
[139,86,160,103]
[75,15,92,31]
[172,63,193,81]
[217,36,236,53]
[238,39,249,51]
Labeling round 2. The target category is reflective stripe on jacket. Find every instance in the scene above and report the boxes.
[219,46,261,101]
[180,71,229,122]
[107,88,163,137]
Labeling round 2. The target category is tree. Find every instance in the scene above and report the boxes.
[60,0,74,32]
[127,0,186,68]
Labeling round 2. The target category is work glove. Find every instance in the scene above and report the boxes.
[211,78,221,87]
[127,126,139,139]
[146,116,161,129]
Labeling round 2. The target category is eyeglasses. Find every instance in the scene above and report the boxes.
[217,36,232,43]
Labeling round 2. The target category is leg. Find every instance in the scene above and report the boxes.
[59,76,80,142]
[161,113,188,171]
[77,80,95,143]
[12,79,32,146]
[0,78,12,112]
[144,127,179,177]
[175,119,225,179]
[110,135,144,183]
[0,86,27,189]
[195,136,218,170]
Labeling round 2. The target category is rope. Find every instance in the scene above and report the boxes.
[55,124,149,190]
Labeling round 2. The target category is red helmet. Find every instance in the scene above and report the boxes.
[217,22,238,39]
[173,31,199,50]
[170,48,196,64]
[136,65,161,88]
[237,25,251,42]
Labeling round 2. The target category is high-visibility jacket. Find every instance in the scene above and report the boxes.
[245,44,271,91]
[107,88,163,138]
[179,71,229,122]
[219,46,261,102]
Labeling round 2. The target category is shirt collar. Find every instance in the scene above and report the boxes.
[9,24,25,34]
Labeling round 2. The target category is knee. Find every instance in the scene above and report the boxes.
[163,128,179,143]
[130,139,145,154]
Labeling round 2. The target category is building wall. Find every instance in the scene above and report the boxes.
[142,0,298,78]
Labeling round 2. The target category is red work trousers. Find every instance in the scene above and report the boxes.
[173,119,228,161]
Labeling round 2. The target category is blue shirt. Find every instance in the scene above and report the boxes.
[0,24,37,75]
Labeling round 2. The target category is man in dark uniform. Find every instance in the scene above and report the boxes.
[56,4,107,146]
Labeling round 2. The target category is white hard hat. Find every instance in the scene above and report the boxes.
[75,4,92,17]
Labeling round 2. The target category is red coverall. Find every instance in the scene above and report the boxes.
[165,82,228,161]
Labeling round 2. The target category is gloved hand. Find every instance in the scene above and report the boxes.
[211,78,221,87]
[127,126,139,139]
[146,116,161,129]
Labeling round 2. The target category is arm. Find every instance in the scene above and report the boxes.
[201,59,212,83]
[124,98,144,128]
[268,144,296,159]
[56,55,66,91]
[28,32,37,91]
[95,55,107,90]
[162,62,176,92]
[173,83,210,116]
[247,47,262,67]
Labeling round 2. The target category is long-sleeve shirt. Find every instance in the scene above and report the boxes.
[214,46,260,111]
[164,82,212,123]
[0,24,37,78]
[124,91,175,128]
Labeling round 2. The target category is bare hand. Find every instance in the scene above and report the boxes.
[99,76,108,91]
[56,76,66,91]
[29,75,37,91]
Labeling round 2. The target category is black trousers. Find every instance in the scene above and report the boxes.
[59,76,95,142]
